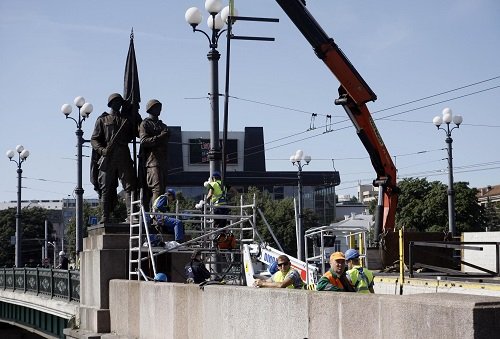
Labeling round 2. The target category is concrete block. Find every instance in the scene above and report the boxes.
[109,279,140,339]
[80,305,110,334]
[462,232,500,273]
[203,285,309,339]
[308,291,383,339]
[81,248,127,308]
[139,282,168,339]
[380,293,499,339]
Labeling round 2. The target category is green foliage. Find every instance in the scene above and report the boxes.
[65,202,99,260]
[396,178,485,233]
[239,186,319,256]
[484,200,500,231]
[0,207,52,267]
[173,192,197,212]
[454,182,486,232]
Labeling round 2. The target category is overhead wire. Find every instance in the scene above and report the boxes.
[14,77,500,196]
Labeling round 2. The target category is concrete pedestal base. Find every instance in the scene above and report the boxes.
[76,223,129,335]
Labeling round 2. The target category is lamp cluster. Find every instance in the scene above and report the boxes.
[185,0,238,30]
[6,145,29,162]
[290,149,312,165]
[433,107,463,129]
[61,96,93,120]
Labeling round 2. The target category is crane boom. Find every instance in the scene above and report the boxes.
[275,0,398,240]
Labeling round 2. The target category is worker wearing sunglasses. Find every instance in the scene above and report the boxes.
[253,255,303,289]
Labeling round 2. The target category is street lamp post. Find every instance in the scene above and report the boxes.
[185,1,234,177]
[6,145,30,267]
[61,96,93,259]
[433,107,463,237]
[290,150,311,261]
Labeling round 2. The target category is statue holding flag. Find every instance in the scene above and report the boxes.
[90,29,143,223]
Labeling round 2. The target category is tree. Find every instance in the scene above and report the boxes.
[0,207,52,267]
[239,187,319,256]
[453,182,486,232]
[396,178,485,233]
[484,199,500,231]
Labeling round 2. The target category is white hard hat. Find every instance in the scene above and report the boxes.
[59,251,66,256]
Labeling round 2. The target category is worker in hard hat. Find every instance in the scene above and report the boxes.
[57,251,69,270]
[345,249,375,293]
[139,99,169,211]
[205,171,229,229]
[316,252,355,292]
[151,188,185,243]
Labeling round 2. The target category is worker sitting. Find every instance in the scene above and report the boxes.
[185,250,211,284]
[253,255,303,289]
[150,189,184,243]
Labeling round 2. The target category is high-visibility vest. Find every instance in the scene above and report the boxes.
[272,269,303,289]
[347,266,374,293]
[324,271,346,290]
[209,180,227,205]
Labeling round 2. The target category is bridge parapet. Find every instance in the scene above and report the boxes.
[102,280,500,339]
[0,269,79,338]
[0,267,80,302]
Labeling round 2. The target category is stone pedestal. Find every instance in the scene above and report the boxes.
[78,223,129,334]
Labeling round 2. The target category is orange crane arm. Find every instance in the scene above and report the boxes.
[276,0,398,238]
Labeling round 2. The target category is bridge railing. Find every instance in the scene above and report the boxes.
[0,267,80,302]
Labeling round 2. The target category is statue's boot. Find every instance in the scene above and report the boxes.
[124,192,138,223]
[99,199,110,224]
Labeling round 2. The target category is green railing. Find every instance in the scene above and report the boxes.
[0,267,80,302]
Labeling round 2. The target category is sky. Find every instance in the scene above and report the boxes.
[1,0,499,203]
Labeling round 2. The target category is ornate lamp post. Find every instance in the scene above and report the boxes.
[6,145,30,267]
[61,96,93,259]
[290,149,311,261]
[433,107,463,237]
[185,0,234,177]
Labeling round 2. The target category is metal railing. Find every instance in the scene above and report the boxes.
[408,241,500,278]
[0,267,80,302]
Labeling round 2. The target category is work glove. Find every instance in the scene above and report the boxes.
[195,200,205,209]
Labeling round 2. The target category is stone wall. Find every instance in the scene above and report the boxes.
[108,280,500,339]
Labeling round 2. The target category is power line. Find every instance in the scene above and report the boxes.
[372,75,500,114]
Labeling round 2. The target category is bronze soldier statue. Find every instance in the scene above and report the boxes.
[139,99,169,210]
[91,93,140,223]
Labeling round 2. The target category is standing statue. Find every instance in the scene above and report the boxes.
[90,93,140,223]
[139,99,169,210]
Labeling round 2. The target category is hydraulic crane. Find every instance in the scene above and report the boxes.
[275,0,398,248]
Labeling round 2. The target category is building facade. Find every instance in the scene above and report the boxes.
[165,126,340,224]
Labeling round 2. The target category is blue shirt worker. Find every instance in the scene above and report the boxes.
[345,249,375,293]
[152,189,184,242]
[253,255,303,289]
[205,171,229,228]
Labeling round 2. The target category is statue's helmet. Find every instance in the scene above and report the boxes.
[107,93,124,107]
[146,99,162,113]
